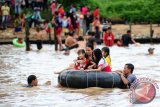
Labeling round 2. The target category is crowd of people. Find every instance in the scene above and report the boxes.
[0,0,140,51]
[1,0,156,89]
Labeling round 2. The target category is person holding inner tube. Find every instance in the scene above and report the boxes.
[85,48,111,72]
[114,63,137,88]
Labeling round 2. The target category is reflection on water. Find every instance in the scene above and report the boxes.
[0,44,160,107]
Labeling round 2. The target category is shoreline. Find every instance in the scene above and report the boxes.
[0,38,160,45]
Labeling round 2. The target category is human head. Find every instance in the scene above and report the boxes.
[4,2,7,6]
[106,27,111,33]
[148,48,154,55]
[101,47,110,58]
[77,36,84,41]
[93,48,102,65]
[127,30,131,35]
[27,75,38,87]
[77,49,86,59]
[86,44,93,58]
[123,63,134,75]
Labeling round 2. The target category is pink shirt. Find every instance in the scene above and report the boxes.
[50,3,56,15]
[81,7,88,15]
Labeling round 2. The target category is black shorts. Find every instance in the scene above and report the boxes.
[37,40,42,50]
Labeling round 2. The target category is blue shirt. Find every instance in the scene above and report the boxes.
[127,74,137,87]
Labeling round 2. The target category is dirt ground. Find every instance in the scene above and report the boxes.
[0,24,159,41]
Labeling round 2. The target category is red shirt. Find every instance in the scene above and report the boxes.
[103,32,114,46]
[58,8,64,17]
[93,9,99,18]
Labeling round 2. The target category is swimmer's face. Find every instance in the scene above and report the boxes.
[86,47,92,56]
[148,49,154,54]
[123,65,130,75]
[32,79,38,86]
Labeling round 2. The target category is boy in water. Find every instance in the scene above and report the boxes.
[35,27,43,50]
[27,75,38,87]
[148,48,155,55]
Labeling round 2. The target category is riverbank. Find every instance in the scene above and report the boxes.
[0,24,160,44]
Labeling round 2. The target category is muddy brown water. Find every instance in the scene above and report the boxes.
[0,44,160,107]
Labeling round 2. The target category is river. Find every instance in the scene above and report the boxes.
[0,44,160,107]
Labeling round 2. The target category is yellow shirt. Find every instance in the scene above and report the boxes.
[1,6,10,16]
[105,56,112,68]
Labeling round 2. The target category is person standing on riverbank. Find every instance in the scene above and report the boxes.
[1,2,10,29]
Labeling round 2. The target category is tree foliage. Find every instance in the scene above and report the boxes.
[58,0,160,23]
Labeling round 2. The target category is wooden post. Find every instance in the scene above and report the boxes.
[150,22,154,44]
[49,32,51,44]
[25,19,30,51]
[129,22,132,32]
[54,28,58,51]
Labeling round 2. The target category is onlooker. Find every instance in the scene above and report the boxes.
[93,7,99,20]
[84,11,93,31]
[53,11,63,51]
[103,27,114,46]
[69,4,76,14]
[50,0,57,16]
[15,0,22,14]
[1,2,10,29]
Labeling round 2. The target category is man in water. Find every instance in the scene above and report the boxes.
[114,63,137,88]
[27,75,38,87]
[118,30,137,47]
[148,48,155,55]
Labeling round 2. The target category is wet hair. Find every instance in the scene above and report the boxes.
[77,49,85,55]
[86,44,94,50]
[93,48,102,65]
[125,63,134,73]
[77,36,84,41]
[127,30,131,33]
[27,75,37,85]
[101,47,110,57]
